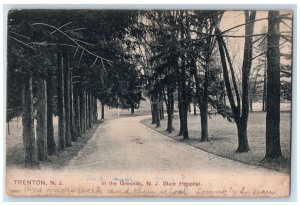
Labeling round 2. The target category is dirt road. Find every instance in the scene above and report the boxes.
[66,115,286,175]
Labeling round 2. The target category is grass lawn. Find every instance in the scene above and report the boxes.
[142,111,291,173]
[6,117,101,169]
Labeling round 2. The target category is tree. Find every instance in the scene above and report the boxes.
[22,74,38,167]
[36,77,47,161]
[264,11,283,159]
[7,10,116,165]
[118,65,143,114]
[63,51,72,147]
[187,11,220,141]
[216,11,256,152]
[46,67,57,155]
[56,51,66,150]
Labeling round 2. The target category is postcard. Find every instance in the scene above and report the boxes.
[6,9,292,197]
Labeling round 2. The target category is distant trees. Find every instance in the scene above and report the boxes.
[251,26,268,112]
[131,10,232,141]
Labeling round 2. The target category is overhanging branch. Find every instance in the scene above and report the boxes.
[9,36,37,51]
[32,22,113,65]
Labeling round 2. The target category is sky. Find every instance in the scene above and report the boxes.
[219,10,292,74]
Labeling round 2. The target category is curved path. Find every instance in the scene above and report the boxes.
[59,115,289,197]
[66,115,286,175]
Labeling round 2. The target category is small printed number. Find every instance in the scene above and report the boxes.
[10,189,20,193]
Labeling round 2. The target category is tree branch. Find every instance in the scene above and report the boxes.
[215,28,239,121]
[50,22,72,34]
[191,29,267,38]
[101,59,107,72]
[9,36,37,51]
[252,39,289,61]
[29,42,77,48]
[253,34,267,45]
[9,31,31,40]
[91,57,98,68]
[222,35,241,111]
[74,39,94,47]
[221,17,268,34]
[32,22,113,65]
[280,19,292,30]
[280,35,292,43]
[79,49,84,64]
[73,46,79,58]
[65,27,86,32]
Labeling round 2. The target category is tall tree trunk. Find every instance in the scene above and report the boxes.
[200,43,210,142]
[159,92,164,120]
[153,91,161,127]
[84,90,87,129]
[265,11,283,159]
[250,99,253,112]
[131,104,135,115]
[94,96,97,123]
[79,87,82,134]
[236,118,249,152]
[180,15,189,140]
[236,11,256,152]
[90,95,94,124]
[101,101,105,120]
[199,67,209,141]
[96,97,98,121]
[166,87,174,133]
[216,11,255,152]
[180,72,189,139]
[73,83,80,139]
[88,92,92,128]
[63,52,71,147]
[46,68,56,156]
[91,96,94,123]
[80,87,86,134]
[222,76,226,105]
[154,103,160,127]
[85,91,90,130]
[160,103,164,119]
[181,103,189,139]
[94,96,98,122]
[216,33,249,152]
[151,100,156,124]
[7,122,10,135]
[193,103,197,116]
[70,68,76,141]
[177,86,183,136]
[191,60,206,141]
[199,103,208,141]
[36,78,47,161]
[262,60,267,112]
[57,51,65,150]
[86,92,89,128]
[93,95,96,124]
[22,75,37,167]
